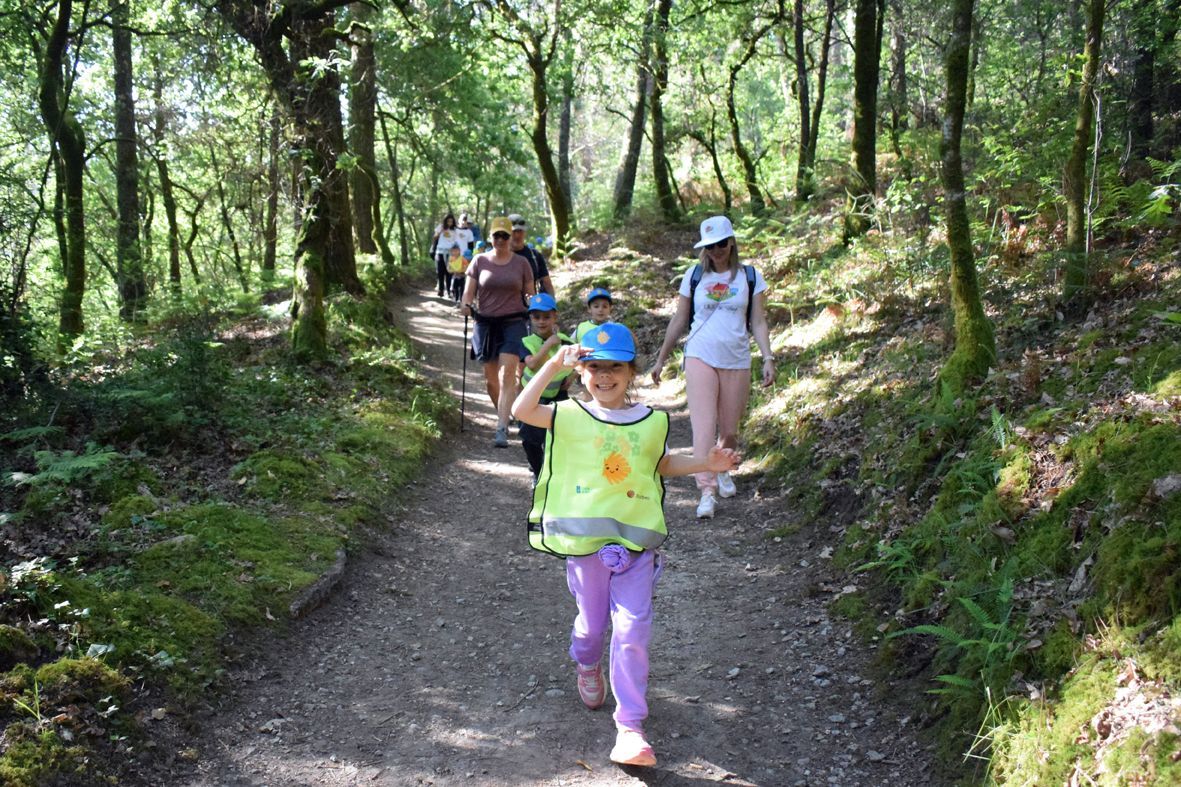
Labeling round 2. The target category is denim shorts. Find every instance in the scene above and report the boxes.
[471,314,529,362]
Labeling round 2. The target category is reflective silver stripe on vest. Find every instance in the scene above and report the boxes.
[542,517,666,549]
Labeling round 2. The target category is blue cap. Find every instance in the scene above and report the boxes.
[586,287,612,305]
[462,248,473,259]
[579,322,635,362]
[527,293,558,313]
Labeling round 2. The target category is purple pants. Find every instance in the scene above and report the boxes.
[565,550,662,732]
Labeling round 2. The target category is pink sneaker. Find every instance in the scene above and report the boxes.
[576,662,606,709]
[610,728,656,767]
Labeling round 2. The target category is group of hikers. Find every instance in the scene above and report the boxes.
[435,212,775,769]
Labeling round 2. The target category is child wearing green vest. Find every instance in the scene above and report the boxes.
[512,322,739,768]
[574,287,614,343]
[518,293,574,478]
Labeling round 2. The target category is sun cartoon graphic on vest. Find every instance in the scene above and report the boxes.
[705,281,733,302]
[601,451,632,484]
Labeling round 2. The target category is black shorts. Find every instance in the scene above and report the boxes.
[471,314,529,363]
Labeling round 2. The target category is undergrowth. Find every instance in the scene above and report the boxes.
[0,270,450,782]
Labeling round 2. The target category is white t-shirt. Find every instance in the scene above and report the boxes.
[678,264,767,369]
[434,226,460,253]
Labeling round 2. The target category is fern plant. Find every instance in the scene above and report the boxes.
[5,443,122,488]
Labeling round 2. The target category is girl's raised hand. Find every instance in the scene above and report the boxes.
[554,344,583,368]
[705,446,740,473]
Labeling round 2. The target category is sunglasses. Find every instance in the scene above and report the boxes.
[492,232,511,241]
[705,238,730,250]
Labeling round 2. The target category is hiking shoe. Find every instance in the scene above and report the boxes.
[610,728,656,767]
[696,491,716,519]
[717,471,737,498]
[576,662,606,709]
[494,427,509,448]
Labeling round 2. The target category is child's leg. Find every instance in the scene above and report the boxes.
[607,550,658,732]
[715,367,751,451]
[684,357,721,492]
[565,556,610,667]
[520,422,545,478]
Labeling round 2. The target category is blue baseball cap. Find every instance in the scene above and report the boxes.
[462,248,473,259]
[586,287,613,305]
[527,293,558,313]
[579,322,635,362]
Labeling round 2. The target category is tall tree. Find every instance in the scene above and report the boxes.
[843,0,885,241]
[214,0,364,358]
[1062,0,1106,306]
[612,0,654,221]
[726,17,777,215]
[111,0,147,318]
[940,0,994,392]
[490,0,573,255]
[348,1,377,255]
[263,104,280,282]
[650,0,679,221]
[37,0,87,344]
[789,0,834,201]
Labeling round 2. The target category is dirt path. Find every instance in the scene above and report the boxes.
[176,283,941,786]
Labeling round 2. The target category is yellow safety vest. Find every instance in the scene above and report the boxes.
[521,332,573,400]
[528,400,669,556]
[575,320,603,343]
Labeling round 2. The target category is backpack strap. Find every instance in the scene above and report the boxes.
[744,264,756,332]
[687,263,703,328]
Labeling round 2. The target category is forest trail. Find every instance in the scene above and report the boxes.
[178,278,941,786]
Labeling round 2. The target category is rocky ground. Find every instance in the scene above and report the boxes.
[169,264,943,786]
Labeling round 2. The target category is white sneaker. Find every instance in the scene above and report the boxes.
[696,492,716,519]
[717,471,737,498]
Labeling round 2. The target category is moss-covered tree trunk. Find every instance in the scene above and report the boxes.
[111,0,147,319]
[650,0,680,221]
[843,0,884,242]
[939,0,994,394]
[348,1,377,255]
[526,44,572,256]
[612,1,653,221]
[1062,0,1106,307]
[38,0,86,345]
[263,105,280,282]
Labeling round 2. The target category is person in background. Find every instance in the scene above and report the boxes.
[430,213,460,298]
[575,288,614,343]
[448,246,472,302]
[508,213,554,296]
[512,323,740,768]
[459,212,481,248]
[459,216,536,447]
[517,292,573,478]
[649,215,774,519]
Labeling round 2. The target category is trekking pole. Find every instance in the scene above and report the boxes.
[460,313,469,432]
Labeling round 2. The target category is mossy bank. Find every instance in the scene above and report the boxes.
[0,286,450,784]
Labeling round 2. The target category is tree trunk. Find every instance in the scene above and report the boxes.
[843,0,884,241]
[1126,0,1154,170]
[612,1,653,221]
[727,28,768,214]
[378,109,410,267]
[263,105,280,281]
[688,126,731,211]
[1062,0,1106,306]
[208,143,249,291]
[887,0,909,170]
[791,0,813,200]
[349,1,377,254]
[111,0,147,319]
[38,0,86,345]
[650,0,680,221]
[215,0,367,357]
[940,0,994,394]
[526,45,572,256]
[806,0,835,198]
[558,63,574,210]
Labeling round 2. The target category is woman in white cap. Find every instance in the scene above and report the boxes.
[650,215,774,518]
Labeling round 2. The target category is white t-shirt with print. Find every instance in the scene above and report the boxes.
[434,226,460,253]
[678,265,767,369]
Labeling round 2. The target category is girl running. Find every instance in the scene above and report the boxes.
[512,322,739,768]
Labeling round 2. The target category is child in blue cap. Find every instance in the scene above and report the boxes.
[518,293,574,478]
[575,288,614,343]
[512,322,740,769]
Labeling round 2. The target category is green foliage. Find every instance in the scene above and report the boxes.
[6,444,121,489]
